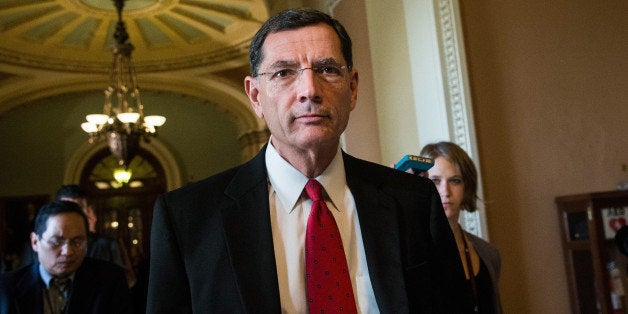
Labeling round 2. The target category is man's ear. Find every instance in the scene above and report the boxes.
[30,232,39,252]
[244,76,264,119]
[349,69,359,111]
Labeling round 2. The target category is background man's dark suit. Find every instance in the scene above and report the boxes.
[0,257,133,314]
[147,147,471,313]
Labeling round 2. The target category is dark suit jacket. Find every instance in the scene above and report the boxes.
[86,232,124,268]
[147,147,472,313]
[0,258,133,314]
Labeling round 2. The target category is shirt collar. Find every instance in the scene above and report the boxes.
[265,137,347,213]
[38,263,75,288]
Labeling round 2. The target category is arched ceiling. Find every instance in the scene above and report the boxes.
[0,0,269,73]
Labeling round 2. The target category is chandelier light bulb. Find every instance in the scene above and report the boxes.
[81,122,98,133]
[114,168,132,184]
[86,114,109,125]
[144,115,166,127]
[117,112,140,123]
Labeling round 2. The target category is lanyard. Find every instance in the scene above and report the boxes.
[461,230,479,313]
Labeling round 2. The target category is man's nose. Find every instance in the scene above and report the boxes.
[59,243,74,255]
[295,68,321,102]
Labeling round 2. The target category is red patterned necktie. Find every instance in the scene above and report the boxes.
[304,179,357,313]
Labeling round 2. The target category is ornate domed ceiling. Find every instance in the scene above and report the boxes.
[0,0,268,73]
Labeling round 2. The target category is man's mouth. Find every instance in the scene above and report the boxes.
[296,113,327,123]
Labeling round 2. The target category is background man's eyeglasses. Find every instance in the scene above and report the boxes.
[41,237,87,250]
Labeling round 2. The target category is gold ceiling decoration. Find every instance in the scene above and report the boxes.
[0,0,268,72]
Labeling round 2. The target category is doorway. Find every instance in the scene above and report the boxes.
[80,147,166,312]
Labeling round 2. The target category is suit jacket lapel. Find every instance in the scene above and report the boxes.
[67,260,97,313]
[221,146,281,312]
[343,153,409,312]
[15,264,44,314]
[218,148,408,311]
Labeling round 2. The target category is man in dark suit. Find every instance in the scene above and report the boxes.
[0,200,133,314]
[18,185,137,288]
[55,185,136,288]
[147,8,471,313]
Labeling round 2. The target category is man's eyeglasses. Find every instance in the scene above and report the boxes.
[41,236,87,250]
[255,64,349,87]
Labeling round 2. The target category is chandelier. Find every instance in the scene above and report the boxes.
[81,0,165,167]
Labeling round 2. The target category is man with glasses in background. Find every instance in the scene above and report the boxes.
[19,185,136,288]
[0,200,132,314]
[55,185,136,287]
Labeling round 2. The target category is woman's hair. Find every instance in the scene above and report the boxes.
[420,141,479,212]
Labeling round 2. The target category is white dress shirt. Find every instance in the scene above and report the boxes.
[265,141,379,313]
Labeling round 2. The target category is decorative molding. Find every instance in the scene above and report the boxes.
[462,211,481,236]
[238,128,270,161]
[0,40,251,73]
[437,0,468,149]
[67,0,174,16]
[435,0,485,238]
[0,0,266,72]
[64,138,183,191]
[328,0,343,12]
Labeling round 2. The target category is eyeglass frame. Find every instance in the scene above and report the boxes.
[39,235,87,250]
[253,61,352,86]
